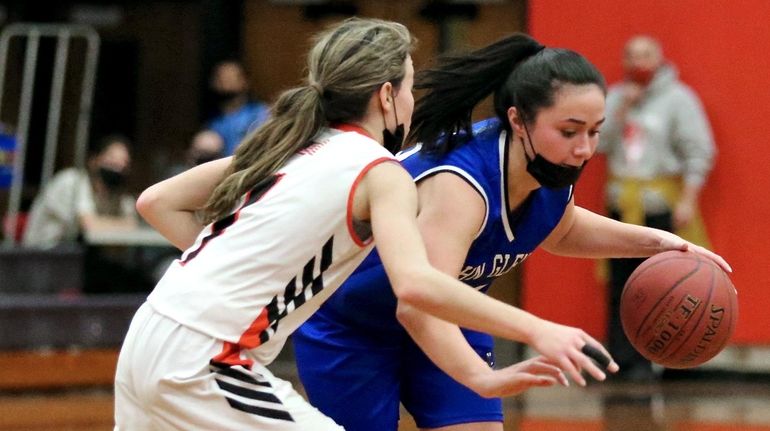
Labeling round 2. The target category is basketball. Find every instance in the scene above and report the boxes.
[620,250,738,369]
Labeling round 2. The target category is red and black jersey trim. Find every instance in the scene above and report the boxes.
[181,173,284,265]
[232,235,335,351]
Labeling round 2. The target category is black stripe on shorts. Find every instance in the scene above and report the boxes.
[223,396,294,422]
[210,363,271,387]
[215,378,282,404]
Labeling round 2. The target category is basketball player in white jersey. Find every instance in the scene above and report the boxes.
[114,18,616,430]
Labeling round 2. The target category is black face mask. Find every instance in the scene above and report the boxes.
[383,124,405,155]
[525,151,586,189]
[98,167,127,190]
[520,123,585,189]
[382,91,405,155]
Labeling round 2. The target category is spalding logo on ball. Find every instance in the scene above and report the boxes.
[620,250,738,369]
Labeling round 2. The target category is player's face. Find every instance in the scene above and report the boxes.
[527,83,605,167]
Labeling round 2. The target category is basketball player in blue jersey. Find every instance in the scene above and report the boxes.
[292,34,731,431]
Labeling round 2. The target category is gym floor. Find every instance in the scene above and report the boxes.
[2,371,768,430]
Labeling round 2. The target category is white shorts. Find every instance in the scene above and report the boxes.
[114,303,344,431]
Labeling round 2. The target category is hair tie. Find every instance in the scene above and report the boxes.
[308,81,324,97]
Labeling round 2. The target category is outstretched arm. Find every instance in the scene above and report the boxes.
[361,164,616,387]
[542,203,731,272]
[136,157,231,250]
[400,305,569,396]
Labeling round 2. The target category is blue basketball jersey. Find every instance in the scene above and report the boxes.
[297,118,576,430]
[317,118,573,333]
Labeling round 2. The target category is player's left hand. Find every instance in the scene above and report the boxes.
[471,356,568,398]
[658,230,732,274]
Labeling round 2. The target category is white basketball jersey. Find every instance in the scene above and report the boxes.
[148,126,395,366]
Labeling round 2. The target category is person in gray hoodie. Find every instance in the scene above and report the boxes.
[598,35,716,381]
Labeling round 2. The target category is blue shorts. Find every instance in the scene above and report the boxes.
[293,308,502,431]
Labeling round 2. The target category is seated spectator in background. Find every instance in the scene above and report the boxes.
[208,60,269,155]
[166,129,225,178]
[22,134,137,249]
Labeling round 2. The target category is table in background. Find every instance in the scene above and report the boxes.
[84,227,170,247]
[83,227,178,293]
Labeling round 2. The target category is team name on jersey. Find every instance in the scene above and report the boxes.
[458,253,531,282]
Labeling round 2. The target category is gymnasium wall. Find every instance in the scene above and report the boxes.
[242,0,525,110]
[523,0,770,344]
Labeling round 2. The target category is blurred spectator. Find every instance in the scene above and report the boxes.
[208,60,269,155]
[598,35,716,381]
[166,129,225,178]
[22,134,137,248]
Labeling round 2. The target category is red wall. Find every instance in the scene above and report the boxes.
[524,0,770,344]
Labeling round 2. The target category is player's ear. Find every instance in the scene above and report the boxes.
[507,106,525,138]
[378,82,394,113]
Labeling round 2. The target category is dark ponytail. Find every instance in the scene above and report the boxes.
[408,34,544,155]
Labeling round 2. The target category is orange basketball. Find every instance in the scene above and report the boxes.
[620,250,738,369]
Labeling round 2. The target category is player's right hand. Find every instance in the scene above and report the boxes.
[470,356,568,398]
[527,318,619,387]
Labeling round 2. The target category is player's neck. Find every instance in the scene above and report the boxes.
[506,135,539,209]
